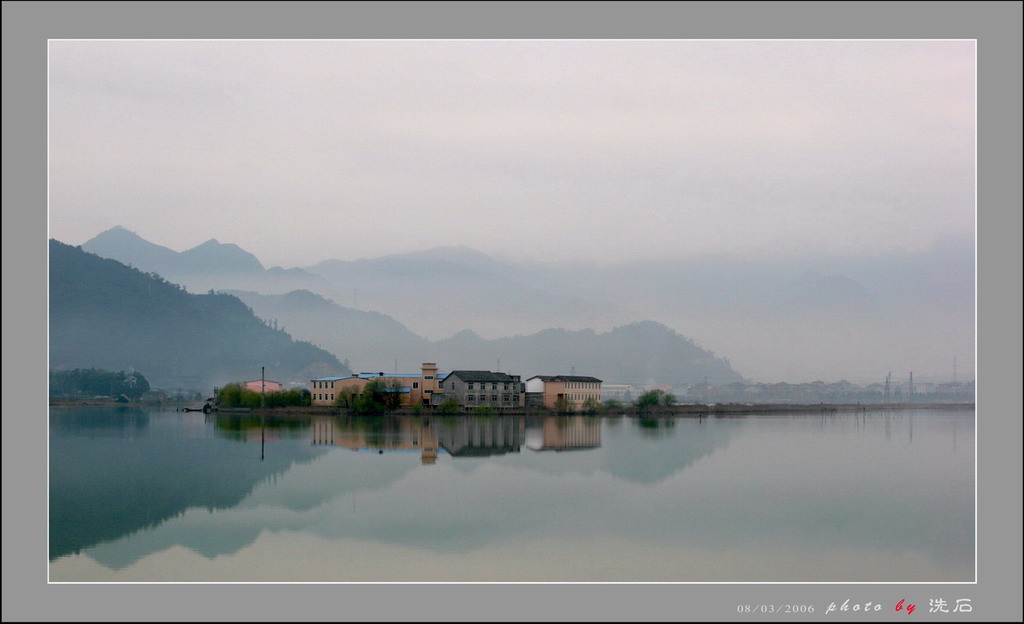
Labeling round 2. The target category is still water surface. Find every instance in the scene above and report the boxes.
[48,407,974,582]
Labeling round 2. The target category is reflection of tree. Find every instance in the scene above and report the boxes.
[637,417,676,437]
[213,413,308,441]
[49,407,325,562]
[600,418,731,484]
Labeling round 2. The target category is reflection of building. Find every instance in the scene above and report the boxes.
[243,379,283,393]
[436,416,525,457]
[310,415,528,463]
[310,363,443,406]
[311,415,440,464]
[525,375,602,410]
[526,416,602,451]
[432,370,525,410]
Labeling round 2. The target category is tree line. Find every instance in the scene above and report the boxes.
[215,382,312,408]
[50,368,151,401]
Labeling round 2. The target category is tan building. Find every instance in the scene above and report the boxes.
[242,379,284,393]
[310,363,443,407]
[525,375,603,410]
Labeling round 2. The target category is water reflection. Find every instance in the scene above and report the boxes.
[49,408,974,581]
[311,415,603,462]
[48,407,325,561]
[526,416,601,452]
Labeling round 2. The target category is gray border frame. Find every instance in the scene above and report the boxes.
[4,1,1020,621]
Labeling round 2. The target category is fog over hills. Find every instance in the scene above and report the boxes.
[228,289,741,386]
[82,226,328,294]
[49,239,349,389]
[77,227,974,384]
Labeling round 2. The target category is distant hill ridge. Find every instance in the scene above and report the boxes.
[230,290,744,386]
[75,226,973,383]
[83,226,264,273]
[49,239,350,390]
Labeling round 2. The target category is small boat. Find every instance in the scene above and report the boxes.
[183,402,214,413]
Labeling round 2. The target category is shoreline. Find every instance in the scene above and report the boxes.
[48,400,976,417]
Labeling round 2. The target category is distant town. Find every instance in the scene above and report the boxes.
[50,360,975,410]
[299,362,974,412]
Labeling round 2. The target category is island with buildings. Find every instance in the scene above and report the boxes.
[309,362,604,412]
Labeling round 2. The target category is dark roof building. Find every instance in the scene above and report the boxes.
[434,370,525,410]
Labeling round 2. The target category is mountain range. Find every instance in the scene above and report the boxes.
[76,226,975,384]
[49,239,350,389]
[225,289,741,386]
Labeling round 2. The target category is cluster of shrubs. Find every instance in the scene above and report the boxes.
[216,382,311,408]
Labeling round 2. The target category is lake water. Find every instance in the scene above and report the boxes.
[48,406,974,582]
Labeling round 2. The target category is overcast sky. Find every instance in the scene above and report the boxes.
[48,39,975,268]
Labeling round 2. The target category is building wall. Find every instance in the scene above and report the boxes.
[310,364,447,407]
[309,377,367,406]
[433,373,524,410]
[601,384,639,402]
[312,366,530,410]
[243,380,284,393]
[419,363,440,406]
[528,377,602,410]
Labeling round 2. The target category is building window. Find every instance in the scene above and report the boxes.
[438,382,444,389]
[492,383,497,390]
[424,376,434,380]
[468,382,474,390]
[468,395,475,402]
[504,382,509,390]
[492,395,498,401]
[502,395,509,402]
[413,382,419,389]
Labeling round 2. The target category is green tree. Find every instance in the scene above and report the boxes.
[437,397,460,415]
[334,387,358,408]
[635,389,665,415]
[49,368,151,400]
[347,379,405,414]
[554,395,573,414]
[601,399,624,413]
[379,379,406,411]
[581,396,601,415]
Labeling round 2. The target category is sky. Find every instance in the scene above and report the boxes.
[47,39,975,269]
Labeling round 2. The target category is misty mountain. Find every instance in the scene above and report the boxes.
[301,245,626,339]
[433,321,743,386]
[49,239,350,390]
[81,226,327,294]
[228,289,741,385]
[77,227,974,383]
[225,289,433,370]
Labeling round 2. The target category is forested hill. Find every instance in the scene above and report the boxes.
[49,240,350,390]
